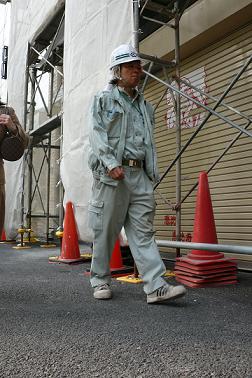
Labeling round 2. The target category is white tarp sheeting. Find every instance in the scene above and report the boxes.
[5,0,132,241]
[61,0,133,241]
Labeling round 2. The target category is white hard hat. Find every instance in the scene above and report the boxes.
[110,44,140,69]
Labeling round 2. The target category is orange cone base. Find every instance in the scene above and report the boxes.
[175,260,236,272]
[175,275,238,288]
[175,256,237,287]
[49,253,92,264]
[58,256,84,263]
[176,256,236,267]
[175,265,236,276]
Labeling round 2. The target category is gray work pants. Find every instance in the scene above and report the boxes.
[89,167,166,294]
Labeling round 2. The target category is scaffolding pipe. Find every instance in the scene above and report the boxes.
[178,77,252,123]
[141,15,175,29]
[46,134,52,243]
[27,67,37,231]
[132,0,140,50]
[20,48,30,230]
[156,240,252,255]
[150,54,252,189]
[145,66,252,140]
[140,61,153,93]
[132,0,141,278]
[174,1,181,256]
[181,119,252,204]
[31,46,63,77]
[34,76,49,116]
[139,52,175,67]
[139,0,149,15]
[53,68,64,232]
[43,70,55,243]
[31,150,46,212]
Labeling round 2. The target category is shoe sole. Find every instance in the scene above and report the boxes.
[147,290,186,304]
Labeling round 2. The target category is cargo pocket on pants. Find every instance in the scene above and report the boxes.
[88,200,104,231]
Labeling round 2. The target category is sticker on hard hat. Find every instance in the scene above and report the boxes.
[115,52,138,61]
[115,53,131,61]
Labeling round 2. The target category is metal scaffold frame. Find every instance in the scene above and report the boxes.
[133,0,252,256]
[22,9,65,244]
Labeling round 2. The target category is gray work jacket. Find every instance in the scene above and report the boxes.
[88,85,160,186]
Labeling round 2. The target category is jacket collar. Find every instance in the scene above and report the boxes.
[111,85,144,106]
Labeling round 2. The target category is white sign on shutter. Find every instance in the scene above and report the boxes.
[166,67,208,129]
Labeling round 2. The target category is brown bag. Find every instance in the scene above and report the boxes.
[0,128,25,161]
[0,106,7,144]
[0,125,5,144]
[0,106,25,161]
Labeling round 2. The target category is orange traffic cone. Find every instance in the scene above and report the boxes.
[188,171,224,261]
[175,172,237,287]
[110,239,124,270]
[58,201,82,263]
[110,238,134,277]
[1,229,6,241]
[0,229,15,244]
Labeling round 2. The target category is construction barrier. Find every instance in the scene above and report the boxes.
[175,172,237,287]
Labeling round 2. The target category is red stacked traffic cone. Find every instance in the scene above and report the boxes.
[58,201,82,263]
[110,238,134,277]
[175,172,237,287]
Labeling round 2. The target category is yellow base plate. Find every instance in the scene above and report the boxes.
[0,240,16,244]
[116,270,175,284]
[48,253,92,262]
[116,275,143,284]
[80,253,92,259]
[13,245,32,250]
[40,244,57,248]
[164,270,176,277]
[23,237,40,243]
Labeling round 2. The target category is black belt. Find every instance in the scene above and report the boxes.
[122,159,143,168]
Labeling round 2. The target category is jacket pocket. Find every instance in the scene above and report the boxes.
[104,109,122,138]
[88,200,104,231]
[100,174,119,187]
[88,151,99,171]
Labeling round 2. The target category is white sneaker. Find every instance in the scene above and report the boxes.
[93,284,112,300]
[147,284,186,304]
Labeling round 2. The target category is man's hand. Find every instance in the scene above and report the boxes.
[0,114,17,135]
[107,166,125,180]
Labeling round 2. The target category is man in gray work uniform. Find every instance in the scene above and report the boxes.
[88,44,186,303]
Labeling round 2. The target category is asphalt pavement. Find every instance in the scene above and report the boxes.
[0,242,251,378]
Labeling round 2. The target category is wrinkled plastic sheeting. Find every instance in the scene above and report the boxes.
[62,0,133,242]
[5,0,65,239]
[4,0,132,241]
[4,159,26,239]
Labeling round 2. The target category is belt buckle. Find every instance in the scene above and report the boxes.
[129,159,135,167]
